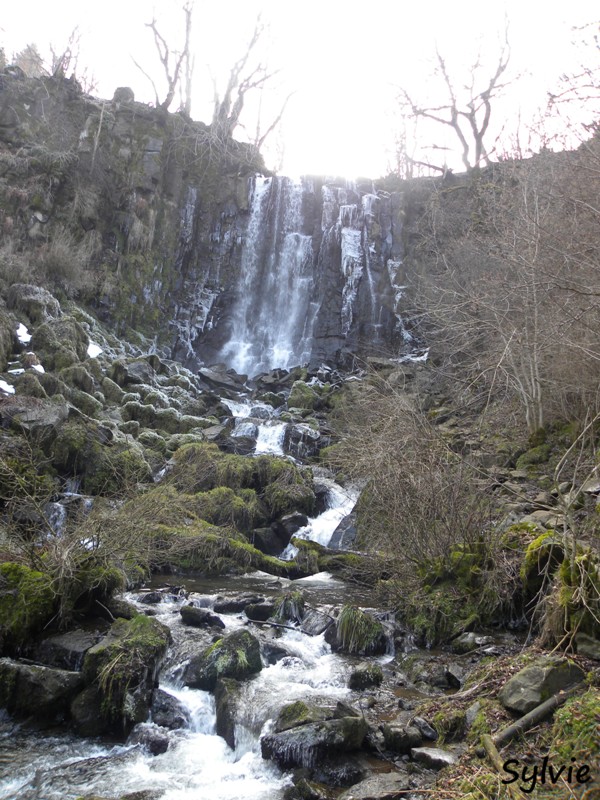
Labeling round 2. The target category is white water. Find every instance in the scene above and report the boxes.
[221,397,287,456]
[0,584,355,800]
[282,479,358,558]
[219,177,318,377]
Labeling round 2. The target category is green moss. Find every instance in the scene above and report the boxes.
[336,605,386,655]
[0,562,55,652]
[520,531,564,596]
[552,688,600,762]
[192,486,262,532]
[274,590,305,623]
[516,443,552,470]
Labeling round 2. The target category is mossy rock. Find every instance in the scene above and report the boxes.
[101,376,126,404]
[192,486,263,533]
[70,388,103,417]
[6,283,60,324]
[288,381,322,411]
[516,444,552,470]
[182,629,262,691]
[274,590,305,623]
[274,700,329,732]
[520,531,564,596]
[552,687,600,762]
[329,605,387,655]
[53,420,151,494]
[13,371,48,399]
[0,562,55,654]
[59,365,95,395]
[30,316,89,370]
[82,615,171,735]
[348,662,383,690]
[170,442,255,492]
[256,392,285,409]
[137,430,168,454]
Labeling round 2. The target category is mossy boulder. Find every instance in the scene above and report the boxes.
[30,316,89,370]
[182,629,262,691]
[0,562,55,654]
[215,677,242,748]
[498,657,585,714]
[59,365,95,395]
[381,723,423,753]
[261,716,368,769]
[274,590,305,623]
[516,444,552,470]
[13,371,48,399]
[520,531,564,596]
[327,605,387,655]
[288,381,321,411]
[82,615,171,736]
[0,657,82,720]
[274,700,329,732]
[7,283,60,324]
[348,662,384,690]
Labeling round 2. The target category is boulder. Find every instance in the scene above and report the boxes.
[301,608,334,636]
[215,677,242,748]
[0,657,82,720]
[326,606,388,656]
[348,662,383,690]
[410,746,457,769]
[7,283,60,323]
[213,594,265,613]
[137,591,164,605]
[245,602,276,621]
[261,717,368,769]
[329,513,358,550]
[338,772,409,800]
[451,632,494,654]
[274,700,329,732]
[35,629,99,671]
[0,396,71,443]
[82,615,171,736]
[30,316,89,370]
[150,688,190,730]
[411,716,438,741]
[128,722,170,755]
[179,604,225,629]
[70,685,109,736]
[182,629,262,691]
[381,723,422,754]
[575,632,600,661]
[498,657,585,714]
[284,423,321,459]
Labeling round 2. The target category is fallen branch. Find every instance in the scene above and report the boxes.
[492,683,583,749]
[481,734,522,800]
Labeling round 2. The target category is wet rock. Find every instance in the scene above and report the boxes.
[348,662,383,690]
[150,688,190,730]
[284,423,321,459]
[128,722,170,755]
[245,601,276,621]
[451,632,494,654]
[0,657,83,720]
[35,629,99,671]
[328,513,357,550]
[411,717,438,741]
[215,677,243,748]
[261,717,368,769]
[138,591,164,605]
[311,755,367,787]
[179,604,225,629]
[182,629,262,691]
[213,593,265,613]
[272,511,309,540]
[220,435,256,455]
[498,657,585,714]
[251,527,288,556]
[301,608,334,637]
[338,771,409,799]
[110,358,156,387]
[326,606,388,656]
[70,685,108,736]
[381,724,422,754]
[0,395,71,442]
[410,746,457,769]
[198,367,246,392]
[445,663,465,689]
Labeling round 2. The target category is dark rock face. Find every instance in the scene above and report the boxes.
[179,604,225,629]
[261,716,368,769]
[128,722,170,755]
[151,688,190,730]
[0,658,83,721]
[35,630,99,671]
[215,677,242,748]
[329,513,358,550]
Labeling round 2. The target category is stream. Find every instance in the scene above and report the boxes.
[0,392,388,800]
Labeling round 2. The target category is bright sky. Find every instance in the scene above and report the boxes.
[1,1,598,177]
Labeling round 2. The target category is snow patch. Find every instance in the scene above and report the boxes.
[0,380,15,394]
[87,342,103,358]
[16,323,31,344]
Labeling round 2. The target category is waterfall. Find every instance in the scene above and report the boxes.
[219,176,318,377]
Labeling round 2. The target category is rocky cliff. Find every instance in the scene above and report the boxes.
[0,71,406,375]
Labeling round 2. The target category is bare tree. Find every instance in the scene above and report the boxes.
[398,29,511,172]
[134,2,193,112]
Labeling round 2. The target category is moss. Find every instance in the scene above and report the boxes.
[552,688,600,762]
[171,442,254,492]
[520,531,564,596]
[0,562,55,652]
[516,443,552,470]
[335,605,386,655]
[192,486,262,533]
[83,615,170,729]
[274,590,305,623]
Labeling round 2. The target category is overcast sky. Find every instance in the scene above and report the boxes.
[2,1,598,176]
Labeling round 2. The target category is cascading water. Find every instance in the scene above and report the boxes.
[219,177,318,377]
